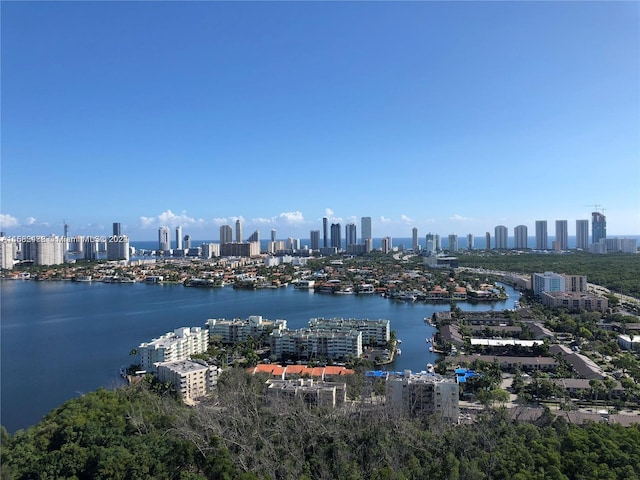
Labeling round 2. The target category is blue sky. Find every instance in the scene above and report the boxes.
[1,1,638,241]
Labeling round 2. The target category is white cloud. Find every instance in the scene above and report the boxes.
[211,217,229,226]
[279,211,305,225]
[25,216,37,226]
[0,214,19,228]
[139,210,200,229]
[324,208,334,218]
[400,214,414,224]
[379,216,391,223]
[450,214,472,222]
[253,217,275,225]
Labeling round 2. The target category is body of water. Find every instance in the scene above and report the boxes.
[1,279,518,433]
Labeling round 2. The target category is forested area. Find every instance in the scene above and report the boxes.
[457,252,640,299]
[2,370,640,480]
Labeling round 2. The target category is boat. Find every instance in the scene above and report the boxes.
[396,349,402,355]
[425,337,431,343]
[428,346,434,352]
[397,339,402,344]
[358,284,375,294]
[426,363,434,373]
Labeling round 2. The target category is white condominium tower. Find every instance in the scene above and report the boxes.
[235,219,242,243]
[514,225,528,249]
[220,225,233,244]
[175,226,183,250]
[494,225,508,249]
[158,226,171,251]
[138,327,209,372]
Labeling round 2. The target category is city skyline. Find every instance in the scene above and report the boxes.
[1,2,638,239]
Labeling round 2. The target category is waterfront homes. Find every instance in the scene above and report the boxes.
[247,363,355,380]
[138,327,209,371]
[382,370,459,422]
[206,315,287,344]
[271,328,362,361]
[155,360,219,405]
[307,317,390,347]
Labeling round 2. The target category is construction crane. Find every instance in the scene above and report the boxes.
[583,204,605,214]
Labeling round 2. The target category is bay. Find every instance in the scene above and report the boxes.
[0,279,518,433]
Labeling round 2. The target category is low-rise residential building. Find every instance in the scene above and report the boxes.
[248,364,355,381]
[384,370,459,422]
[264,378,347,408]
[206,315,287,344]
[270,328,362,361]
[446,354,558,373]
[540,292,608,312]
[550,345,606,380]
[155,360,219,404]
[308,317,390,347]
[138,326,209,371]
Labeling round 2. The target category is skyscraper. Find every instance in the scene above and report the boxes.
[467,233,474,250]
[158,226,171,251]
[271,229,277,242]
[323,217,328,248]
[112,223,121,236]
[576,220,589,250]
[361,217,372,244]
[448,234,458,252]
[425,233,435,254]
[330,223,342,250]
[514,225,528,249]
[494,225,508,249]
[176,226,183,250]
[235,219,242,243]
[555,220,568,250]
[535,221,548,250]
[220,225,233,245]
[345,223,357,246]
[485,232,491,250]
[412,228,419,251]
[592,212,606,244]
[310,230,320,250]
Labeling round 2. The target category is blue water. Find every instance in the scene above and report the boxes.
[1,280,518,433]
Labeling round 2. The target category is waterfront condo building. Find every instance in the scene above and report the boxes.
[485,232,491,250]
[412,227,419,251]
[158,226,171,251]
[466,233,474,250]
[330,223,342,250]
[206,315,287,344]
[447,234,458,252]
[310,230,320,250]
[264,378,348,408]
[307,317,391,347]
[155,360,219,404]
[535,221,548,250]
[345,223,357,247]
[138,326,209,372]
[494,225,508,249]
[235,219,242,243]
[514,225,528,249]
[270,328,363,361]
[106,236,130,261]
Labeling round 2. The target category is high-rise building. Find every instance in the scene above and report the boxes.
[435,234,441,252]
[158,226,171,251]
[183,235,192,250]
[247,230,259,243]
[84,237,99,261]
[576,220,589,250]
[485,232,491,250]
[361,217,372,244]
[345,223,357,246]
[381,237,392,254]
[592,212,606,244]
[310,230,320,250]
[330,223,342,250]
[220,225,233,245]
[466,234,474,250]
[447,234,458,252]
[412,228,419,251]
[323,217,328,248]
[175,226,183,250]
[112,223,121,236]
[271,229,277,242]
[555,220,568,250]
[235,219,242,243]
[535,221,548,250]
[514,225,528,249]
[532,272,566,297]
[425,233,435,255]
[494,225,508,249]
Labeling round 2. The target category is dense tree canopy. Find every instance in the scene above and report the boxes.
[2,371,640,480]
